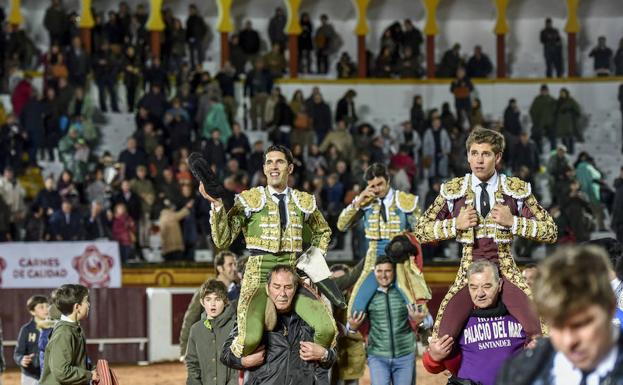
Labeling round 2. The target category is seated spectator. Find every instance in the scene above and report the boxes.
[375,47,394,78]
[134,122,160,156]
[138,82,169,121]
[58,127,90,184]
[390,144,417,187]
[24,205,47,241]
[320,120,354,162]
[49,199,82,241]
[437,43,462,78]
[336,52,356,79]
[203,97,232,144]
[146,143,169,182]
[559,179,594,243]
[176,161,193,186]
[397,47,422,78]
[111,180,142,223]
[111,202,136,263]
[263,43,286,78]
[158,168,183,208]
[118,137,148,180]
[33,176,61,218]
[615,38,623,76]
[67,87,98,145]
[143,57,168,93]
[202,129,227,175]
[464,100,482,129]
[247,140,265,182]
[466,45,493,78]
[84,168,108,206]
[589,36,613,76]
[84,200,112,240]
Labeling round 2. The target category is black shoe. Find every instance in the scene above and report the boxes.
[316,278,346,309]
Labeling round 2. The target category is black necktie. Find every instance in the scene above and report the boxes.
[380,200,387,222]
[479,182,490,217]
[579,370,591,385]
[274,193,287,230]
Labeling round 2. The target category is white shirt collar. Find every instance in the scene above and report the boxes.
[267,185,290,200]
[611,278,622,292]
[471,172,499,191]
[60,315,76,323]
[381,188,395,206]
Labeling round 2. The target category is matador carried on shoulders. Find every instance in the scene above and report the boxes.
[409,128,557,341]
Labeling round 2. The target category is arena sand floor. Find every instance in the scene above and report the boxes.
[2,359,447,385]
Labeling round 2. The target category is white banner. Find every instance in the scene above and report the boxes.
[0,241,122,288]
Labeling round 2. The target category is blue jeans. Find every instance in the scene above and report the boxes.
[368,352,415,385]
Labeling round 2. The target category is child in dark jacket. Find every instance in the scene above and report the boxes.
[185,280,237,385]
[14,295,49,385]
[39,284,98,385]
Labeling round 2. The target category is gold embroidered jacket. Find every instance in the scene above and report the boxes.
[210,187,332,253]
[413,174,557,247]
[337,189,420,240]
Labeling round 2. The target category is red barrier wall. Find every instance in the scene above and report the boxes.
[0,288,148,367]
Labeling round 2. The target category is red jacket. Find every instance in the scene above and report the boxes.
[422,349,462,375]
[111,214,136,246]
[11,80,32,117]
[390,153,417,181]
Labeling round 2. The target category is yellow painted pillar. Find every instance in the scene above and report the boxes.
[146,0,165,58]
[422,0,440,78]
[216,0,234,67]
[79,0,95,53]
[565,0,580,77]
[8,0,23,31]
[352,0,370,77]
[284,0,302,77]
[493,0,509,78]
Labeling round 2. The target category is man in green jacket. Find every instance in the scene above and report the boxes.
[529,84,556,152]
[40,284,98,385]
[347,257,430,385]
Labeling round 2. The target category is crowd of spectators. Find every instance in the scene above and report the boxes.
[0,2,621,264]
[0,59,617,264]
[2,3,623,89]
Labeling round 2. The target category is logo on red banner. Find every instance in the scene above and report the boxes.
[72,245,115,288]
